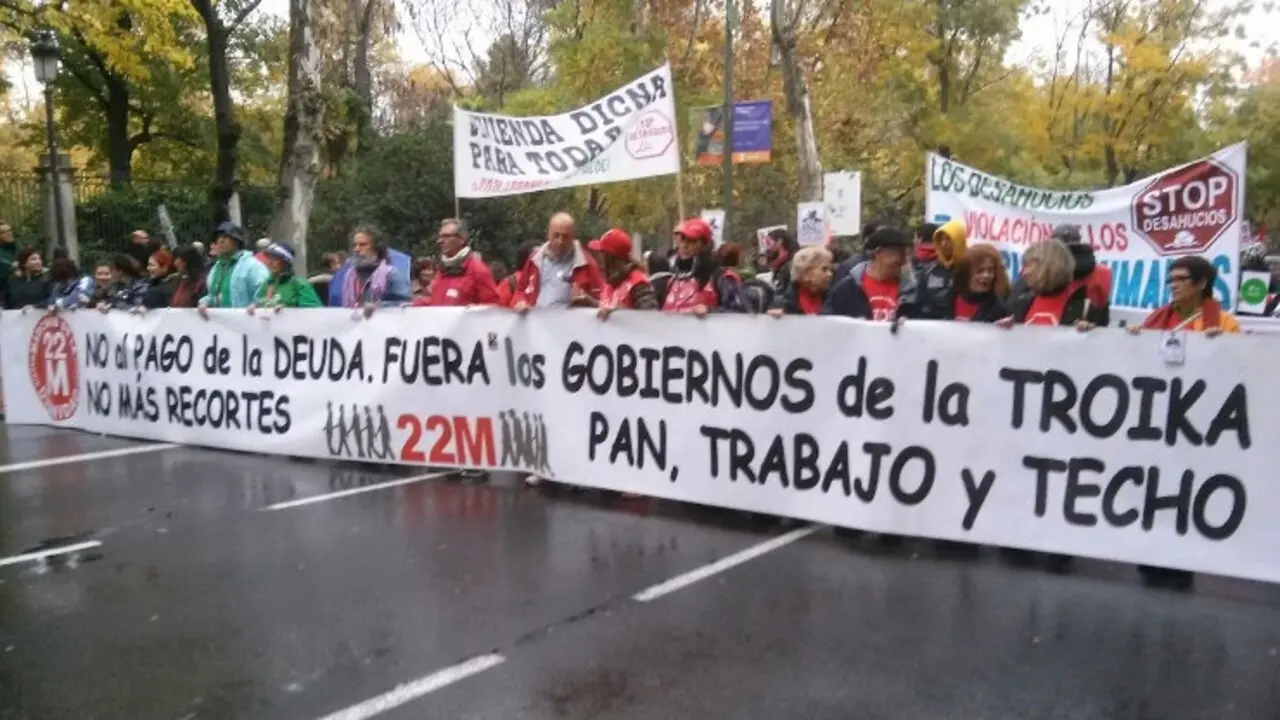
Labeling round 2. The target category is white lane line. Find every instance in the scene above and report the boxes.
[632,525,822,602]
[316,653,506,720]
[261,472,451,512]
[0,540,103,568]
[0,443,180,475]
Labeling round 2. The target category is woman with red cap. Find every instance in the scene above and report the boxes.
[663,217,745,315]
[591,228,658,318]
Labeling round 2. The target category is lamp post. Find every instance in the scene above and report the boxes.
[30,31,67,258]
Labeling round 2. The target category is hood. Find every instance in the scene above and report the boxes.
[1067,242,1097,280]
[932,220,968,269]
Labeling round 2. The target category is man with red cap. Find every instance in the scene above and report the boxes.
[590,228,658,318]
[663,216,745,314]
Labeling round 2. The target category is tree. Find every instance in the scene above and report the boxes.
[268,0,325,271]
[771,0,822,202]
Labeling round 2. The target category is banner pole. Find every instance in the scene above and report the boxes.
[454,196,461,219]
[676,172,686,219]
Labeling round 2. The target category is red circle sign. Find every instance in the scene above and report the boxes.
[27,314,80,421]
[1131,159,1237,256]
[625,110,674,160]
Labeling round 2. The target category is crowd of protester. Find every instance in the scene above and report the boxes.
[1,211,1275,589]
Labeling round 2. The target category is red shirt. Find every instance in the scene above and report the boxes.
[797,288,823,315]
[953,295,978,321]
[1024,290,1073,326]
[861,274,900,321]
[600,270,650,310]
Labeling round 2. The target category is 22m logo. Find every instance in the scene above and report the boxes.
[399,414,495,467]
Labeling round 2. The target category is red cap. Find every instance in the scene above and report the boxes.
[674,217,713,244]
[588,228,633,258]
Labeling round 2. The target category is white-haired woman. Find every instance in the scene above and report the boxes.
[768,246,834,316]
[997,238,1106,330]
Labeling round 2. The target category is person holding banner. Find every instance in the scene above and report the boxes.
[249,241,323,311]
[821,227,920,323]
[942,244,1010,322]
[199,222,270,315]
[170,245,208,309]
[663,217,747,314]
[998,238,1107,330]
[429,218,500,307]
[591,228,658,318]
[1132,255,1240,335]
[511,213,604,312]
[916,220,966,319]
[100,254,149,311]
[769,246,834,316]
[339,226,411,314]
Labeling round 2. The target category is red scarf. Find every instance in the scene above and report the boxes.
[1143,298,1223,330]
[915,244,938,262]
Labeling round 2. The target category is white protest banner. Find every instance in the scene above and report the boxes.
[925,143,1247,311]
[824,171,862,236]
[1237,271,1272,315]
[3,308,1275,583]
[796,202,826,246]
[700,209,726,247]
[757,224,787,253]
[454,64,679,199]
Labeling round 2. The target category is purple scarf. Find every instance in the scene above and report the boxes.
[341,259,392,308]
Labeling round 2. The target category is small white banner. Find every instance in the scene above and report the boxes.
[3,308,1276,583]
[700,209,726,247]
[796,202,827,246]
[824,171,862,236]
[1237,270,1272,314]
[454,64,680,198]
[756,224,787,253]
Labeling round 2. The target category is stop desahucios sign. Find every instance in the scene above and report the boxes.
[1131,159,1238,256]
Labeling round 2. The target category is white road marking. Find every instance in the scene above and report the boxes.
[0,540,103,568]
[632,525,822,602]
[315,653,506,720]
[261,472,451,511]
[0,443,180,475]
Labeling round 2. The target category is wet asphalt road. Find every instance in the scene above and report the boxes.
[1,426,1279,720]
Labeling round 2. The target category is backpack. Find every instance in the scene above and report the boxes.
[742,278,775,314]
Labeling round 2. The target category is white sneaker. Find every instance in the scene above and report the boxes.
[524,475,542,486]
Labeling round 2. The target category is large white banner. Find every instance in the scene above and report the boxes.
[454,65,680,199]
[925,144,1247,311]
[3,308,1274,583]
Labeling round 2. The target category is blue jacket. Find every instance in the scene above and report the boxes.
[201,250,270,308]
[49,277,94,309]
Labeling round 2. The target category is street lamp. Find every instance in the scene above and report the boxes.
[30,31,67,258]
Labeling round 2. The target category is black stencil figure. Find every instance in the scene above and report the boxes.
[363,406,379,459]
[512,410,529,467]
[535,413,551,475]
[375,405,394,460]
[349,405,367,458]
[499,410,516,468]
[334,404,354,457]
[522,411,537,472]
[324,402,344,456]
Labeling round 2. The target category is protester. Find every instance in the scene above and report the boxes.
[143,248,179,309]
[764,228,799,293]
[998,238,1107,330]
[254,238,271,265]
[308,251,346,304]
[917,221,965,318]
[822,227,919,322]
[126,229,157,269]
[944,244,1010,322]
[1054,224,1112,325]
[430,218,500,306]
[663,217,745,314]
[339,226,411,313]
[100,254,148,311]
[170,244,208,308]
[835,222,882,278]
[770,246,834,316]
[5,247,50,310]
[511,213,604,312]
[645,252,672,307]
[199,222,270,314]
[409,257,436,306]
[0,220,15,301]
[250,241,322,311]
[591,228,658,318]
[1133,255,1240,335]
[89,261,114,306]
[47,257,93,309]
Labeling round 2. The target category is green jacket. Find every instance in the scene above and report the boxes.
[255,272,322,309]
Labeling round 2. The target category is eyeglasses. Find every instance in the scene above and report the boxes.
[1167,273,1192,284]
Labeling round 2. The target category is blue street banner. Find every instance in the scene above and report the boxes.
[690,100,772,166]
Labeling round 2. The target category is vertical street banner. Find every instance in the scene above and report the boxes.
[924,143,1248,311]
[796,202,827,246]
[690,100,773,166]
[454,64,680,199]
[824,171,862,237]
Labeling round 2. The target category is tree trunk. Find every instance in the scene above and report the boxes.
[353,0,377,148]
[771,0,822,202]
[191,0,242,225]
[103,75,132,188]
[268,0,324,273]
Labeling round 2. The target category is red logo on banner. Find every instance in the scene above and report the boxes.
[28,314,80,421]
[625,110,674,160]
[1131,159,1238,256]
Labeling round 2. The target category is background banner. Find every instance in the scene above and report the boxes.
[453,64,679,198]
[3,308,1275,583]
[690,100,773,165]
[924,143,1247,311]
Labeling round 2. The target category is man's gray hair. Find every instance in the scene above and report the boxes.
[440,218,469,239]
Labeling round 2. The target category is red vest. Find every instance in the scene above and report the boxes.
[1024,282,1082,326]
[600,270,649,310]
[663,276,717,312]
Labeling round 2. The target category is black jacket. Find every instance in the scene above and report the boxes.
[914,260,955,320]
[1012,243,1111,325]
[143,274,179,309]
[943,290,1009,323]
[771,283,824,315]
[1010,283,1109,326]
[5,272,51,309]
[821,262,920,320]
